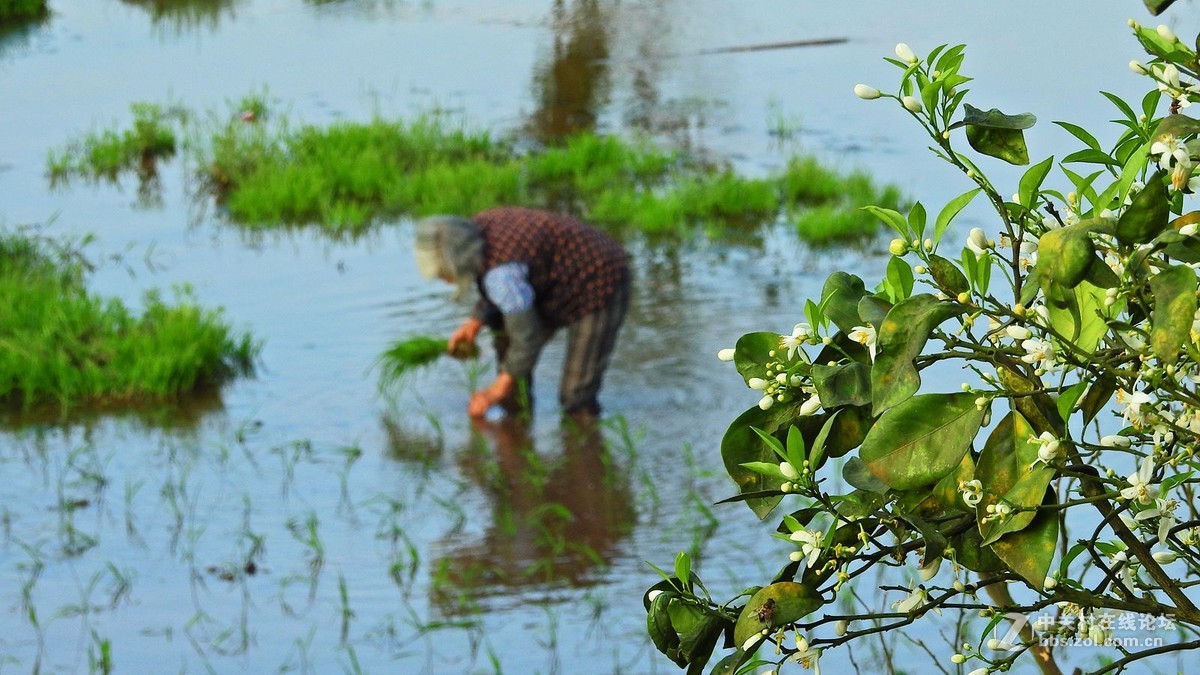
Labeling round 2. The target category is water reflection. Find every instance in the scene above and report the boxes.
[526,0,612,142]
[428,415,634,617]
[120,0,244,34]
[0,385,227,433]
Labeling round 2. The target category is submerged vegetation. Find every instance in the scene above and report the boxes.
[47,102,185,183]
[48,95,904,241]
[0,227,259,410]
[0,0,48,23]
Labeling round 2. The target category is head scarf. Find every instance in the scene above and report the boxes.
[413,215,485,297]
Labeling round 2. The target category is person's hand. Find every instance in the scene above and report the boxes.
[468,372,516,417]
[448,317,484,356]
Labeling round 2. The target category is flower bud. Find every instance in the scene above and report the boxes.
[647,590,663,602]
[854,84,882,100]
[1158,24,1178,42]
[895,42,917,63]
[951,654,966,664]
[914,265,927,274]
[1005,325,1031,340]
[902,95,924,113]
[758,395,774,411]
[780,461,800,481]
[1153,550,1178,564]
[1043,576,1057,590]
[889,238,909,256]
[835,619,849,636]
[748,377,768,390]
[717,348,736,362]
[1012,303,1026,317]
[1130,60,1148,75]
[1100,434,1131,448]
[957,291,971,304]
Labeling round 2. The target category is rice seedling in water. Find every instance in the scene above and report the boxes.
[375,335,478,392]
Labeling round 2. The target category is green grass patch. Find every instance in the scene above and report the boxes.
[47,102,186,183]
[0,228,259,410]
[0,0,48,23]
[49,95,905,242]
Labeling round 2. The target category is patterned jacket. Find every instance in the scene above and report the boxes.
[470,207,628,329]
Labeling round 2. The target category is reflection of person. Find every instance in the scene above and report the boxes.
[414,207,630,421]
[428,415,636,616]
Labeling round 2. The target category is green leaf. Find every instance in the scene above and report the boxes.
[1116,170,1170,246]
[733,582,823,648]
[733,332,781,384]
[857,295,892,329]
[812,362,871,408]
[859,392,985,490]
[975,411,1055,546]
[1155,115,1200,140]
[674,552,692,591]
[842,456,891,494]
[1144,0,1180,16]
[1040,278,1113,353]
[1036,223,1097,287]
[1017,156,1054,209]
[1095,139,1152,216]
[1056,382,1088,423]
[1054,121,1100,151]
[990,491,1059,587]
[862,205,910,239]
[897,451,976,518]
[933,188,982,244]
[886,256,915,300]
[1150,264,1199,362]
[956,104,1037,165]
[822,272,869,335]
[722,404,796,518]
[870,294,966,415]
[907,202,927,239]
[1061,148,1120,167]
[927,254,969,296]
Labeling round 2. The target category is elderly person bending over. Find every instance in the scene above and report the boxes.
[414,207,630,420]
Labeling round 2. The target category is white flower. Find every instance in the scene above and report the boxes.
[789,528,823,569]
[959,479,983,507]
[895,42,917,63]
[1120,456,1159,504]
[1020,337,1057,371]
[791,637,822,673]
[849,324,877,360]
[1108,550,1137,593]
[741,631,764,652]
[1151,133,1192,170]
[1031,431,1062,467]
[798,392,822,416]
[966,227,990,255]
[854,84,882,100]
[893,586,940,615]
[902,95,923,113]
[1118,389,1154,428]
[1135,497,1178,543]
[780,323,812,361]
[967,669,989,675]
[717,348,735,362]
[918,553,942,581]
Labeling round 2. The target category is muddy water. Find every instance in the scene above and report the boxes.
[0,1,1192,672]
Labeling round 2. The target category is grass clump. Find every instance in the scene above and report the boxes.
[48,93,905,242]
[47,102,186,182]
[0,227,259,409]
[0,0,48,23]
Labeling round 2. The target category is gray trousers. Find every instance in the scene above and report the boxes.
[492,278,629,416]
